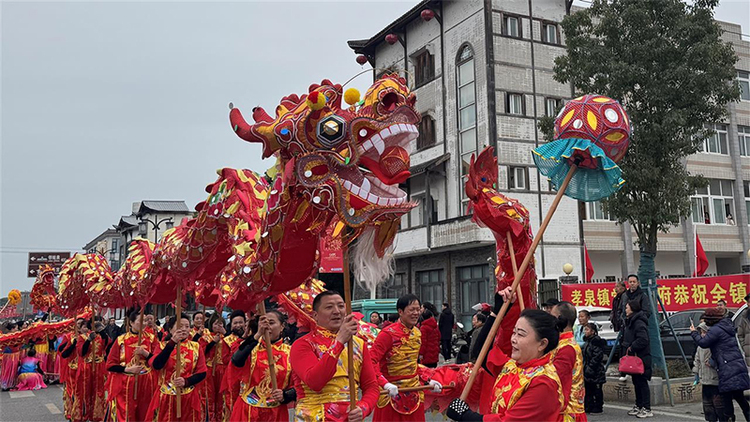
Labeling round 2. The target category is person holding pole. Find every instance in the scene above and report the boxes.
[550,302,587,422]
[74,319,109,422]
[105,309,157,422]
[219,310,247,421]
[199,313,227,422]
[370,294,443,422]
[148,315,207,422]
[229,310,294,421]
[447,287,564,421]
[290,290,379,422]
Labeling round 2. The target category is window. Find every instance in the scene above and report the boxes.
[739,71,750,101]
[739,126,750,156]
[459,265,491,327]
[504,16,520,38]
[417,269,445,305]
[408,175,425,227]
[691,178,735,224]
[701,124,728,155]
[509,167,527,190]
[111,238,119,253]
[417,116,436,150]
[414,50,435,88]
[507,93,524,115]
[542,23,558,44]
[457,45,477,215]
[545,98,562,116]
[745,181,750,225]
[386,273,406,297]
[586,201,615,221]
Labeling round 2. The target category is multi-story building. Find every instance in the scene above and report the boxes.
[349,0,581,326]
[83,228,122,270]
[349,0,750,325]
[114,200,192,265]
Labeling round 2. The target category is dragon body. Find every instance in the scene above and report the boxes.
[466,147,537,355]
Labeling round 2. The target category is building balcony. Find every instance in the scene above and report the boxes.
[394,215,495,258]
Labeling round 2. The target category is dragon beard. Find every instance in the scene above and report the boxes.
[351,226,395,292]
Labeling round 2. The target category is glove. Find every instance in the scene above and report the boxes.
[383,382,399,397]
[429,379,442,393]
[446,398,483,421]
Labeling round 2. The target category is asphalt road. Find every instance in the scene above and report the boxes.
[0,383,745,422]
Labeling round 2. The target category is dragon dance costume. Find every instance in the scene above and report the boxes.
[553,331,587,422]
[105,330,157,422]
[59,332,78,420]
[147,338,208,422]
[290,328,379,422]
[370,320,432,422]
[16,355,46,391]
[219,333,244,422]
[73,332,109,422]
[1,345,20,390]
[197,330,226,422]
[229,338,292,422]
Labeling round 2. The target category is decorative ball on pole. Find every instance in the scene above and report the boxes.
[563,263,574,275]
[385,33,399,45]
[421,9,435,21]
[356,54,368,66]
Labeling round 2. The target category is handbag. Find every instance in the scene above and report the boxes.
[619,348,645,375]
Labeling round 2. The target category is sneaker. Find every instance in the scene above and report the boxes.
[627,406,640,416]
[636,408,653,418]
[619,376,627,382]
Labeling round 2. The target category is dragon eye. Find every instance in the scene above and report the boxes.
[481,177,487,183]
[316,115,347,148]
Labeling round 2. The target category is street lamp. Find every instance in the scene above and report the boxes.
[563,263,574,275]
[138,216,174,243]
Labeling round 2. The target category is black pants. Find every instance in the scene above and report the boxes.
[632,373,651,410]
[441,339,452,360]
[722,389,750,422]
[702,385,726,422]
[584,381,604,413]
[423,362,438,368]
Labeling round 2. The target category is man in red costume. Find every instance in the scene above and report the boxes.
[147,314,207,422]
[370,294,442,421]
[106,309,157,422]
[290,290,379,422]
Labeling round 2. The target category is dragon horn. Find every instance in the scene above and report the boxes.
[229,103,279,159]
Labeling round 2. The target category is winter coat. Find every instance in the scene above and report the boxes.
[419,317,440,365]
[438,309,454,339]
[610,292,625,332]
[691,318,750,393]
[619,286,652,328]
[692,346,719,386]
[621,310,652,380]
[583,334,607,384]
[737,312,750,367]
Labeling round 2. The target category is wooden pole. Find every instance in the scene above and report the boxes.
[342,244,357,409]
[133,307,145,400]
[175,286,183,418]
[506,232,525,311]
[257,301,278,390]
[460,165,578,400]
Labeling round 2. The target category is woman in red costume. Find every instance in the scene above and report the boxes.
[229,310,294,422]
[73,319,110,422]
[59,318,85,420]
[147,315,207,422]
[550,302,587,422]
[1,322,21,391]
[447,288,565,422]
[198,313,227,422]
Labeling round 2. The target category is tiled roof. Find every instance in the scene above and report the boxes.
[347,0,435,55]
[138,200,190,214]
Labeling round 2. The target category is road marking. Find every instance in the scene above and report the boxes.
[46,403,62,414]
[604,403,705,420]
[8,391,34,398]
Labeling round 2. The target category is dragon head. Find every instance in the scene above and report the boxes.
[229,74,418,238]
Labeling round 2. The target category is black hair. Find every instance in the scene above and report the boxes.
[585,322,599,335]
[626,299,642,313]
[443,302,450,308]
[423,302,438,317]
[86,320,93,330]
[192,311,204,320]
[579,309,591,318]
[370,311,381,319]
[553,301,577,331]
[397,294,421,311]
[127,310,140,323]
[207,313,225,332]
[264,310,286,324]
[474,312,487,324]
[27,348,36,357]
[519,309,560,354]
[627,274,639,282]
[312,291,343,311]
[165,315,190,332]
[388,314,398,323]
[421,309,433,321]
[4,322,17,331]
[543,298,560,308]
[229,310,246,323]
[717,299,727,305]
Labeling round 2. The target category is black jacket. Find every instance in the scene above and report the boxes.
[610,292,625,332]
[619,286,651,327]
[691,318,750,393]
[583,334,607,384]
[621,310,652,379]
[438,309,454,339]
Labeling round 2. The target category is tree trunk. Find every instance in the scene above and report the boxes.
[636,225,666,370]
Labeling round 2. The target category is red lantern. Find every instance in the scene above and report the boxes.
[385,34,399,45]
[356,55,368,65]
[421,9,435,21]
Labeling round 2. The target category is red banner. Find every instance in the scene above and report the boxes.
[560,274,749,312]
[318,236,343,273]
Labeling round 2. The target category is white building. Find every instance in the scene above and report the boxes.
[114,200,192,265]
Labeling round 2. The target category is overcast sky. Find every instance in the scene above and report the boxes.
[2,1,748,295]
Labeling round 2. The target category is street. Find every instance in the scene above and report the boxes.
[1,383,745,422]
